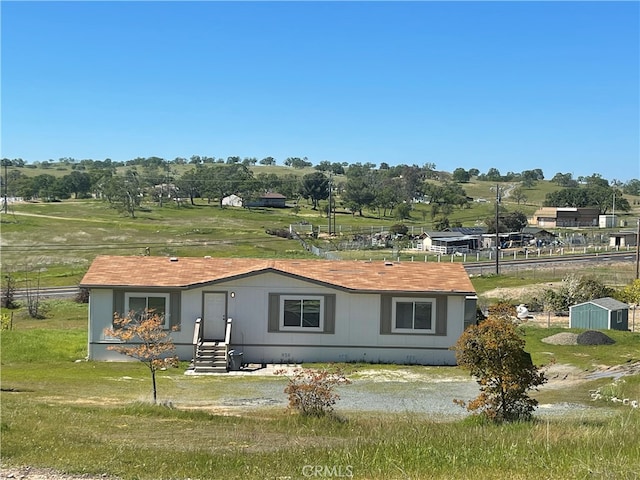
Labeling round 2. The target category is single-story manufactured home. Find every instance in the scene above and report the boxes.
[80,256,477,370]
[569,297,629,331]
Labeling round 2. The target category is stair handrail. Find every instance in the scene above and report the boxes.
[224,317,232,370]
[192,317,202,363]
[224,317,232,345]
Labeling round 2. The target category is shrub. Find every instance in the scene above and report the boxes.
[74,287,90,304]
[1,313,11,330]
[276,366,351,417]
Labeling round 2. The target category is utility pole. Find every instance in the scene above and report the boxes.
[612,191,616,225]
[495,183,500,275]
[332,175,337,236]
[2,159,9,214]
[328,173,332,236]
[636,217,639,280]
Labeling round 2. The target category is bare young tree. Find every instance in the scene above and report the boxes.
[104,310,179,404]
[23,266,45,319]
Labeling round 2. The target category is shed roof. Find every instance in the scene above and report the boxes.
[572,297,629,311]
[80,255,476,295]
[420,231,462,239]
[449,227,487,235]
[522,227,556,236]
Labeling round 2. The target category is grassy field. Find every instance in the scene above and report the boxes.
[2,176,640,478]
[2,195,639,289]
[2,302,640,479]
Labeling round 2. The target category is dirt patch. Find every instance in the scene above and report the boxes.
[540,363,588,388]
[0,466,118,480]
[482,283,561,301]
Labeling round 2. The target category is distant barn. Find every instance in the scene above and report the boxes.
[245,192,287,208]
[257,192,286,207]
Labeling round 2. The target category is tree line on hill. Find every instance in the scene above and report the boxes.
[1,157,635,224]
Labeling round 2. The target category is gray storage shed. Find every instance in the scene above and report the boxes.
[569,297,629,331]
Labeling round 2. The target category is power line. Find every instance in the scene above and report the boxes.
[0,236,294,253]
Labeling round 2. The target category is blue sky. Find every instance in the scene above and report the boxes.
[2,1,639,182]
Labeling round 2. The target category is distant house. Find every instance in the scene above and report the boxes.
[80,256,477,369]
[419,231,481,254]
[530,207,599,228]
[221,194,243,207]
[609,231,637,248]
[257,192,286,208]
[569,297,629,331]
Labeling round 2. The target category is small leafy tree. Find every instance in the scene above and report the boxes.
[618,279,640,305]
[541,274,614,313]
[276,367,351,417]
[452,316,547,422]
[104,310,179,404]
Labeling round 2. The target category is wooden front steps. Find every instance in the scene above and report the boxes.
[191,341,228,373]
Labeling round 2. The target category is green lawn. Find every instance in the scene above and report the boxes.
[2,301,639,479]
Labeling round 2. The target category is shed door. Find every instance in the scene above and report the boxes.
[203,292,226,340]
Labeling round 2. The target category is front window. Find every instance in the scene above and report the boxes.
[392,297,435,333]
[280,296,323,331]
[124,293,170,328]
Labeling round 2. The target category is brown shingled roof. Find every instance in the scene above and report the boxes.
[80,255,476,294]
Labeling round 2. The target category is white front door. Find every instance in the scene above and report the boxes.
[203,292,227,340]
